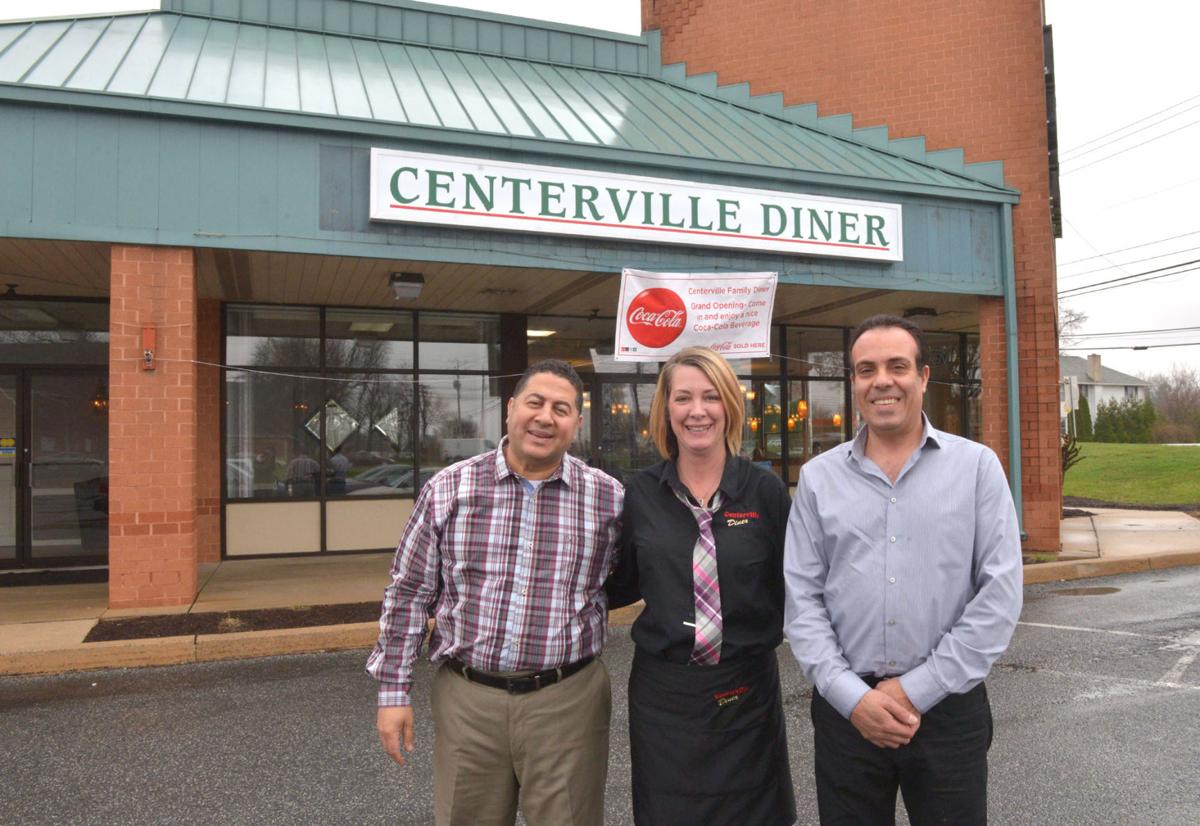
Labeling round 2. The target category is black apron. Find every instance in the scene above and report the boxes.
[628,647,796,826]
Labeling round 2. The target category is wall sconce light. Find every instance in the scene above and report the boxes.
[390,272,424,301]
[91,381,108,414]
[795,400,808,420]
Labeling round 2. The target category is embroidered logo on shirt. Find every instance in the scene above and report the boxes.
[723,510,759,527]
[714,685,749,706]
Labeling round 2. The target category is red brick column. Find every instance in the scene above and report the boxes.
[978,297,1009,471]
[646,0,1062,552]
[196,299,222,564]
[108,245,199,608]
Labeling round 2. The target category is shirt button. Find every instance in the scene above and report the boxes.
[889,536,897,543]
[888,619,896,626]
[890,497,897,503]
[888,660,896,667]
[888,577,896,584]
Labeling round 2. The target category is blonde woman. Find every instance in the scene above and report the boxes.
[608,346,796,826]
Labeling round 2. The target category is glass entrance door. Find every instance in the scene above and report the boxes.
[0,374,16,562]
[27,372,109,563]
[592,382,658,485]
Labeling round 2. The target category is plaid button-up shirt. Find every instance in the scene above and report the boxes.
[366,440,624,706]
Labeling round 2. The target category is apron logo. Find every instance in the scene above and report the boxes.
[714,685,749,707]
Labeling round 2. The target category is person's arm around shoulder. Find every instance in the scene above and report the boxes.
[605,475,640,610]
[366,479,447,766]
[898,447,1024,713]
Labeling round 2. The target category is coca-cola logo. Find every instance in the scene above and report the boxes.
[626,288,687,349]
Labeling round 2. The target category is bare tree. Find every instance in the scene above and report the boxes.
[1057,304,1088,350]
[1145,364,1200,442]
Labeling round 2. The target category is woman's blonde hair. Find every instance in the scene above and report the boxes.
[649,346,745,459]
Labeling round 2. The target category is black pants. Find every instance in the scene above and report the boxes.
[810,683,993,826]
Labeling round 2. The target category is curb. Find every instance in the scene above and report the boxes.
[4,555,1198,678]
[0,623,379,677]
[1023,551,1200,585]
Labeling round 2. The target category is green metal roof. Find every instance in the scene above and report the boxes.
[0,1,1016,201]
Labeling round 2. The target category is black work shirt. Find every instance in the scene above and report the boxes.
[608,456,791,664]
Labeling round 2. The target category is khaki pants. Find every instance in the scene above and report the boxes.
[430,659,611,826]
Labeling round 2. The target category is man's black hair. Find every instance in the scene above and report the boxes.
[849,314,929,369]
[513,359,585,413]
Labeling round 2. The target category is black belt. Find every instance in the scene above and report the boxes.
[446,656,594,694]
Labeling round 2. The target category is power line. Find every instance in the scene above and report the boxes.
[1060,265,1200,299]
[1058,244,1200,280]
[1061,117,1200,175]
[1069,325,1200,338]
[1057,229,1200,266]
[1061,342,1200,351]
[1059,91,1200,156]
[1058,258,1200,297]
[1060,99,1200,162]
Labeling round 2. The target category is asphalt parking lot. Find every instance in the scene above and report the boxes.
[2,566,1198,825]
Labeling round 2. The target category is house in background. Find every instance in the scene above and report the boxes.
[1062,354,1149,409]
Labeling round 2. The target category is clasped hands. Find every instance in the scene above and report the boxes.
[849,677,921,748]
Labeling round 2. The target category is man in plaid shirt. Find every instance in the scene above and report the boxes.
[368,359,623,826]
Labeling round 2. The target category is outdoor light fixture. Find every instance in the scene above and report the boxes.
[832,413,843,427]
[795,400,808,420]
[389,272,424,301]
[526,329,557,338]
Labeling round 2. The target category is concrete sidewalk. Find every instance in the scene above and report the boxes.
[3,509,1199,676]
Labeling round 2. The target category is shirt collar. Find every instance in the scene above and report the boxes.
[660,454,741,502]
[848,414,942,464]
[493,436,571,486]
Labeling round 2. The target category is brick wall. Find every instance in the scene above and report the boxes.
[108,245,200,608]
[646,0,1061,551]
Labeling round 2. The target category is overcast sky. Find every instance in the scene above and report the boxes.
[5,1,1197,379]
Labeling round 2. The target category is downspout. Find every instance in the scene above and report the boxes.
[1001,203,1025,536]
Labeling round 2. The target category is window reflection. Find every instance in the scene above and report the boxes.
[786,327,845,377]
[595,383,656,484]
[325,310,414,371]
[0,301,108,365]
[419,313,500,371]
[418,374,503,476]
[326,375,417,498]
[225,370,322,498]
[785,379,847,483]
[226,306,320,367]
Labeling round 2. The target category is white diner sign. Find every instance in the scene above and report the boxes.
[614,269,778,362]
[370,149,903,261]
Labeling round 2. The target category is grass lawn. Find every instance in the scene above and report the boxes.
[1064,442,1200,506]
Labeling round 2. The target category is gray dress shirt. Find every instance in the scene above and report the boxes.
[783,418,1023,718]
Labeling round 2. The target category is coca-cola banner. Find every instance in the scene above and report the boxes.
[370,149,903,262]
[614,269,778,362]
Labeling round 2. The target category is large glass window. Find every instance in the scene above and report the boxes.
[224,305,504,556]
[0,301,108,365]
[325,310,413,371]
[224,371,322,499]
[419,312,500,371]
[226,306,319,367]
[418,374,503,472]
[786,327,845,378]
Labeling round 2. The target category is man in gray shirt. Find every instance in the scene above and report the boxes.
[784,314,1023,825]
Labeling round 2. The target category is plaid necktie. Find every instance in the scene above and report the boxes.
[674,487,724,666]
